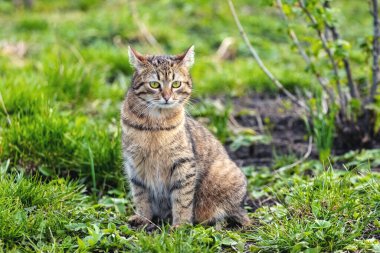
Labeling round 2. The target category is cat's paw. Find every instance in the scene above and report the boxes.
[171,224,182,230]
[171,221,192,230]
[128,214,150,228]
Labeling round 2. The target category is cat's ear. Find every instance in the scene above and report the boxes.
[176,45,194,68]
[128,46,147,71]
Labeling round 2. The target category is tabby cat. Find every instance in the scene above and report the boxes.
[121,46,250,227]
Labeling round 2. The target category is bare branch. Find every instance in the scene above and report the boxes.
[276,0,308,63]
[275,136,313,173]
[299,0,345,111]
[227,0,309,112]
[127,0,163,53]
[369,0,380,103]
[0,90,11,126]
[323,1,359,99]
[276,0,335,105]
[216,37,235,60]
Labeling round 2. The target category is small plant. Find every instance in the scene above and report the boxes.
[306,93,336,161]
[230,131,271,152]
[274,0,380,150]
[228,0,380,157]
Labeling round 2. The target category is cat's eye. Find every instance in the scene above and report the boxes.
[172,81,181,88]
[149,81,160,89]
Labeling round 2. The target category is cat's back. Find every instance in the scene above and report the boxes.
[185,116,229,164]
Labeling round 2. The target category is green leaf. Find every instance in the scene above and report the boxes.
[221,237,237,246]
[230,134,271,152]
[249,245,261,252]
[65,223,87,232]
[291,241,308,253]
[312,219,331,229]
[38,165,55,176]
[305,246,322,253]
[311,199,321,217]
[77,237,86,250]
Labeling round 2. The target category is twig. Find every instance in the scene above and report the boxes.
[216,37,235,60]
[275,136,313,173]
[323,1,359,99]
[255,113,264,132]
[228,115,259,134]
[227,0,309,112]
[228,115,243,129]
[299,0,345,112]
[131,212,162,232]
[127,0,163,53]
[369,0,380,104]
[276,0,335,105]
[0,90,11,126]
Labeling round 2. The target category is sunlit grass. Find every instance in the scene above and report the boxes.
[246,168,380,252]
[1,0,379,251]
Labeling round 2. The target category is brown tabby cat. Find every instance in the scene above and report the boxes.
[121,46,250,228]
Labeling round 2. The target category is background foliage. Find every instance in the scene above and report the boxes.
[1,0,380,252]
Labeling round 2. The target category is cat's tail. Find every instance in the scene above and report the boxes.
[226,208,251,227]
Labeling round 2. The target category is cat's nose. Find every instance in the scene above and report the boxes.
[163,93,171,103]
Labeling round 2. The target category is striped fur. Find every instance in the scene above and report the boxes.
[121,46,249,227]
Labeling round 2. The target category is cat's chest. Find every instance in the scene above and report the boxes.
[122,123,190,189]
[127,148,174,196]
[124,131,183,182]
[132,149,172,175]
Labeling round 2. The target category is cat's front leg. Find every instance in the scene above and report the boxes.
[169,158,197,226]
[128,176,153,227]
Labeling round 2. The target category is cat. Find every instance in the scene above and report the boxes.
[121,45,250,228]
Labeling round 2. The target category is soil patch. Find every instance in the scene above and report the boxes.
[221,94,380,168]
[224,94,317,167]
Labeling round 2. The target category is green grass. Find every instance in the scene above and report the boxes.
[0,161,246,252]
[1,0,380,251]
[1,159,379,252]
[247,168,380,251]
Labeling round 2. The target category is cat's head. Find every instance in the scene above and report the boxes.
[128,46,194,110]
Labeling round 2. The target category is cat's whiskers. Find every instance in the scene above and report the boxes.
[134,98,156,118]
[184,100,198,117]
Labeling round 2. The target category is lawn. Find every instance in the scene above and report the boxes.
[1,0,380,252]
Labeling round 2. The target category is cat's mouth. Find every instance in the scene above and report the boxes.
[156,101,178,109]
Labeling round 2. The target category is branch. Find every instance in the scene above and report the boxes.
[323,1,359,99]
[369,0,380,104]
[227,0,309,112]
[275,136,313,173]
[299,0,345,112]
[0,90,11,126]
[276,0,335,106]
[127,0,163,53]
